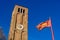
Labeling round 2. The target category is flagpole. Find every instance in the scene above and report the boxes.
[49,17,54,40]
[50,26,54,40]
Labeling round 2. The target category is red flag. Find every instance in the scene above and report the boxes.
[37,18,52,30]
[37,18,54,40]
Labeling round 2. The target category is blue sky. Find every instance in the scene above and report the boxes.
[0,0,60,40]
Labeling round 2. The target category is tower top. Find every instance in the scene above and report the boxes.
[14,5,28,9]
[12,5,28,15]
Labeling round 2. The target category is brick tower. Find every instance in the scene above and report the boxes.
[8,5,28,40]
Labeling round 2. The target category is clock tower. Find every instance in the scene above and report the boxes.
[8,5,28,40]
